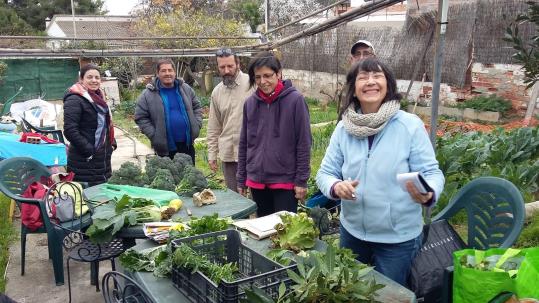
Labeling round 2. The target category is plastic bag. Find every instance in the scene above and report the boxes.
[515,247,539,299]
[453,248,524,303]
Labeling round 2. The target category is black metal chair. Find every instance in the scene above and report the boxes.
[102,271,155,303]
[43,181,127,303]
[20,117,66,144]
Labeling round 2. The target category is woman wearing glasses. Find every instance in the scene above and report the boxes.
[316,58,444,286]
[237,51,312,217]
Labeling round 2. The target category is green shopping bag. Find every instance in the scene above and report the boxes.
[515,247,539,299]
[453,248,525,303]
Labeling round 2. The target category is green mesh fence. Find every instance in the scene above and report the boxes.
[0,59,79,103]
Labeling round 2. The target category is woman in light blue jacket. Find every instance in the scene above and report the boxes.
[316,58,444,286]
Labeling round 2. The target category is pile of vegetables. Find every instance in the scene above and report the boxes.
[172,244,238,284]
[109,153,216,195]
[87,195,162,243]
[108,162,146,186]
[270,212,319,253]
[459,249,524,277]
[244,244,385,303]
[119,214,232,277]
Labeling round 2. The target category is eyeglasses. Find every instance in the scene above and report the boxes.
[352,50,374,59]
[216,48,234,57]
[356,72,385,83]
[254,72,276,82]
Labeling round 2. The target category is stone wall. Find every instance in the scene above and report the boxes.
[471,63,531,111]
[283,64,539,115]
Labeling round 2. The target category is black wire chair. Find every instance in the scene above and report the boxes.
[43,181,127,303]
[102,271,155,303]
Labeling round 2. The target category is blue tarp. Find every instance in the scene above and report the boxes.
[0,132,67,166]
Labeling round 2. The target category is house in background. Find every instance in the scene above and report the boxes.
[301,0,406,27]
[45,15,136,49]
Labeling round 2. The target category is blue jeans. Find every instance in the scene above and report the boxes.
[340,226,422,287]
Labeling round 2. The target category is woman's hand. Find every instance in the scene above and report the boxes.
[405,181,433,204]
[334,179,359,200]
[294,186,307,203]
[237,187,247,197]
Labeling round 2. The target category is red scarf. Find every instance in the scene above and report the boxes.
[257,81,284,104]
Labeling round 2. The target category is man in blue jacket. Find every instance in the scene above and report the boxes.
[135,59,202,163]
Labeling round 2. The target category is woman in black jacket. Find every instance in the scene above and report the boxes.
[63,64,116,186]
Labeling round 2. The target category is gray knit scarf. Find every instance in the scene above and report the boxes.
[342,100,400,138]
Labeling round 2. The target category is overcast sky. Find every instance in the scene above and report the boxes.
[103,0,140,15]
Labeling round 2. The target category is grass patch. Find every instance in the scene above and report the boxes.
[0,193,16,292]
[515,212,539,248]
[112,113,151,147]
[306,97,338,124]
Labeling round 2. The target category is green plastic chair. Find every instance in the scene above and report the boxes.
[434,176,526,303]
[0,157,69,285]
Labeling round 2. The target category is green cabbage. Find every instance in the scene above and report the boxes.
[271,212,319,253]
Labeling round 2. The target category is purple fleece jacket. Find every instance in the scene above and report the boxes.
[237,80,312,188]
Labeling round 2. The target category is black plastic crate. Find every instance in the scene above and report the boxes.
[171,229,296,303]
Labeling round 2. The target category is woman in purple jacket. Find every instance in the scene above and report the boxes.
[237,51,312,217]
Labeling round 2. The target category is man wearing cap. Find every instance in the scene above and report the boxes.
[207,48,254,191]
[350,39,376,64]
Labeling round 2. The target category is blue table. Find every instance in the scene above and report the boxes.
[0,132,67,166]
[125,236,417,302]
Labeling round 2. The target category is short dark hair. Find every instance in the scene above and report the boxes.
[247,51,282,88]
[216,48,239,64]
[156,59,174,73]
[340,58,401,119]
[79,63,101,79]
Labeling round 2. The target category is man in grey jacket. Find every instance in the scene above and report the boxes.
[135,59,202,163]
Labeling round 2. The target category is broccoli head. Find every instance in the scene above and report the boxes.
[145,156,182,184]
[109,162,145,186]
[172,153,194,178]
[149,169,176,191]
[175,165,208,196]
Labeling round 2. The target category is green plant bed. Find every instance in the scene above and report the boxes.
[0,193,16,292]
[456,94,512,115]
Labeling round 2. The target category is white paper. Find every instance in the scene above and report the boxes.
[396,172,428,194]
[233,211,293,240]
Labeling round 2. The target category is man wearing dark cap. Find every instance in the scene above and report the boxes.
[350,39,376,64]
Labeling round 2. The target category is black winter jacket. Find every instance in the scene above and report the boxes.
[63,92,115,186]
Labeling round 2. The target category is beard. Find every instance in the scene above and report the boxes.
[222,71,238,88]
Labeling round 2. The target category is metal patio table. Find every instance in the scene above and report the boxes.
[125,236,417,303]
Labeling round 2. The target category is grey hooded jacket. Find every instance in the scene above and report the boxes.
[134,79,202,156]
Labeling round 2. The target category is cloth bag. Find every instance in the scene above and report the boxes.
[453,248,525,303]
[408,208,465,303]
[48,181,89,222]
[20,182,48,231]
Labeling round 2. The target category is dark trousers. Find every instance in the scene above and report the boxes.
[168,142,195,165]
[222,162,238,192]
[250,188,297,217]
[340,226,422,287]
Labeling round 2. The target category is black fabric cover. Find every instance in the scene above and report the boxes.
[409,219,466,303]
